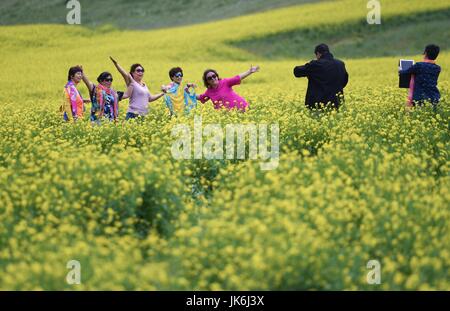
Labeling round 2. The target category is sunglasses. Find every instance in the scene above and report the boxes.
[104,78,113,82]
[207,74,218,81]
[136,68,145,73]
[174,73,183,78]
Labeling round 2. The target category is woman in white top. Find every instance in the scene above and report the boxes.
[110,57,166,120]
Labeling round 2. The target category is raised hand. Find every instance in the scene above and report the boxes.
[110,56,132,86]
[249,65,260,73]
[76,64,84,73]
[239,65,260,81]
[78,65,94,92]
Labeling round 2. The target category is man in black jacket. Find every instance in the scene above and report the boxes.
[294,44,349,109]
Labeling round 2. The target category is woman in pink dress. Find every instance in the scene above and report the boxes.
[196,65,260,112]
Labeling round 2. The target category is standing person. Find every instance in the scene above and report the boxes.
[61,66,90,121]
[110,56,166,120]
[293,44,348,109]
[196,65,260,112]
[163,67,197,117]
[80,68,125,124]
[399,44,441,110]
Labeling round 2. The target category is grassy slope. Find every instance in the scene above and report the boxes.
[1,0,449,59]
[232,8,450,59]
[0,0,449,104]
[0,0,319,29]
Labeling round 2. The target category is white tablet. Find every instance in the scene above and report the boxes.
[399,59,414,70]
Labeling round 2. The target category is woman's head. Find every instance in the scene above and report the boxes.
[169,67,183,84]
[130,63,145,81]
[68,66,83,83]
[203,69,220,88]
[97,72,113,88]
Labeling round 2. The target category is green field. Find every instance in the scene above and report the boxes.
[0,0,449,290]
[0,0,318,29]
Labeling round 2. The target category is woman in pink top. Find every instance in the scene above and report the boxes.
[196,65,260,111]
[110,57,166,120]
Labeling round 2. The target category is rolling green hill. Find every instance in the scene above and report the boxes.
[0,0,320,29]
[231,7,450,59]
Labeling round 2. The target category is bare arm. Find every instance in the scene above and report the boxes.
[196,93,210,102]
[183,83,197,95]
[239,65,260,81]
[110,56,132,86]
[149,93,165,102]
[80,67,95,93]
[149,86,167,102]
[121,84,133,100]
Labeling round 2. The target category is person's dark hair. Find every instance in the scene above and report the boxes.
[169,67,183,80]
[314,43,330,55]
[424,44,440,60]
[130,63,144,79]
[67,66,83,81]
[97,71,112,83]
[202,69,220,88]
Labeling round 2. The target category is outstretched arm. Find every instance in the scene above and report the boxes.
[196,93,210,103]
[149,93,165,102]
[148,86,167,102]
[110,56,132,86]
[294,62,312,78]
[239,65,260,81]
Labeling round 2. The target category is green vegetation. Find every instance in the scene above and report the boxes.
[231,7,450,59]
[0,0,319,29]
